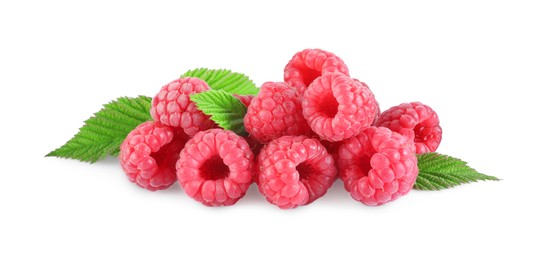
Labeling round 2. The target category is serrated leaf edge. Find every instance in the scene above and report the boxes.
[46,96,152,163]
[414,152,500,190]
[190,90,248,135]
[182,68,259,95]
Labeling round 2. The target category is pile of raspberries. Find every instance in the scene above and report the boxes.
[120,49,442,208]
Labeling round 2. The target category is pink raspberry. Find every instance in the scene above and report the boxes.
[337,127,418,206]
[244,82,311,143]
[176,129,255,206]
[302,73,378,142]
[354,79,381,124]
[257,136,337,209]
[284,48,350,93]
[119,121,189,191]
[233,94,254,107]
[244,136,263,183]
[150,77,216,136]
[375,102,442,154]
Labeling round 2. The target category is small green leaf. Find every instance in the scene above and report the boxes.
[190,90,248,135]
[46,96,153,163]
[414,152,500,190]
[182,68,259,95]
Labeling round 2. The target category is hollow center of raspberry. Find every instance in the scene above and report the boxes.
[199,155,229,180]
[414,125,426,143]
[296,162,315,180]
[301,68,322,86]
[150,133,188,175]
[317,92,339,118]
[358,154,372,177]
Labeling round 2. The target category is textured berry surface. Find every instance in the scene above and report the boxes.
[303,73,378,142]
[375,102,442,154]
[284,48,350,93]
[244,82,311,143]
[354,79,381,124]
[337,127,418,206]
[150,77,216,136]
[233,94,254,107]
[120,121,189,191]
[257,135,337,209]
[176,129,255,206]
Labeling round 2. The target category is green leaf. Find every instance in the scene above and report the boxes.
[190,90,248,135]
[182,68,259,95]
[414,152,500,190]
[46,96,153,163]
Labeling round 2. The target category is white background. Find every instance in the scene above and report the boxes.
[1,1,544,259]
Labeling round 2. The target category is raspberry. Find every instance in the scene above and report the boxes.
[150,77,216,136]
[302,73,378,142]
[176,129,255,206]
[354,79,381,124]
[233,94,254,107]
[257,136,337,209]
[337,127,418,206]
[244,82,311,143]
[244,136,264,183]
[375,102,442,154]
[119,121,189,191]
[284,48,350,93]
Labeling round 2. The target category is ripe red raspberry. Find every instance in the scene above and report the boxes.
[257,136,337,209]
[302,73,378,142]
[233,94,254,107]
[176,129,255,206]
[119,121,189,191]
[337,127,418,206]
[244,82,311,143]
[150,77,216,136]
[284,48,350,93]
[354,79,381,124]
[375,102,442,154]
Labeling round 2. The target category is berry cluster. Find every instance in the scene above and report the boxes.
[119,48,442,208]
